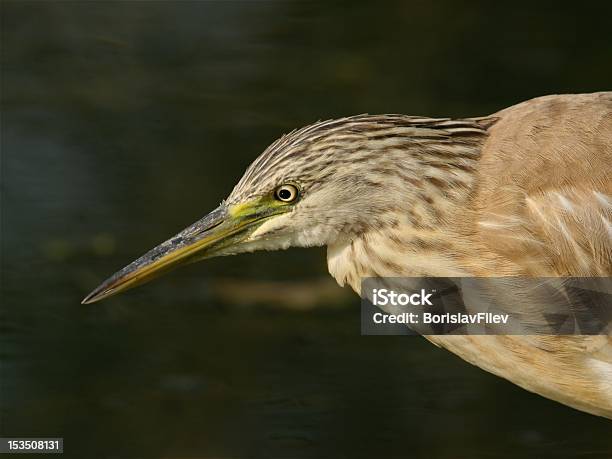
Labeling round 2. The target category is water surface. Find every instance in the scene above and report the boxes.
[2,2,611,458]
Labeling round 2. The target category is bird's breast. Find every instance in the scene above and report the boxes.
[326,222,473,294]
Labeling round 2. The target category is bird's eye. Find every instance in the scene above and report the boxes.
[274,184,299,203]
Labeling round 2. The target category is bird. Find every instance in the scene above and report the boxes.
[83,92,612,419]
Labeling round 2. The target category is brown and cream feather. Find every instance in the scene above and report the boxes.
[230,93,612,418]
[86,92,612,419]
[322,93,612,418]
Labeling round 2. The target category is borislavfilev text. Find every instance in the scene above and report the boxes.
[370,288,508,325]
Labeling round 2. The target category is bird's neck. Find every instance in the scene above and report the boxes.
[327,137,486,294]
[327,211,476,295]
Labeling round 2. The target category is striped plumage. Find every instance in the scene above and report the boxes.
[228,115,496,254]
[231,114,492,205]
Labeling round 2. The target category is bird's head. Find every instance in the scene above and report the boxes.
[83,115,489,303]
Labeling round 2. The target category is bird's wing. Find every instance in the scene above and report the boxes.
[473,92,612,277]
[476,186,612,276]
[455,93,612,402]
[423,94,612,419]
[465,93,612,334]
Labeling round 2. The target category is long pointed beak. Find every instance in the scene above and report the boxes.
[82,204,255,304]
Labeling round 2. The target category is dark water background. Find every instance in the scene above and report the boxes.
[1,1,612,458]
